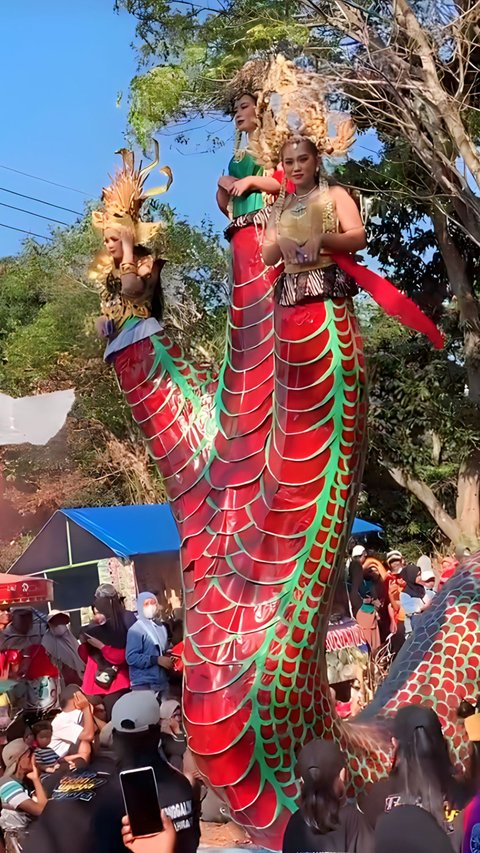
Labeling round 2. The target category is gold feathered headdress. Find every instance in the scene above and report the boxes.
[248,55,355,169]
[89,140,173,283]
[221,59,268,113]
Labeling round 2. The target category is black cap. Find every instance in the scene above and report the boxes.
[393,704,443,744]
[297,739,345,787]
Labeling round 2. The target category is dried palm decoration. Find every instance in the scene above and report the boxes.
[249,55,355,169]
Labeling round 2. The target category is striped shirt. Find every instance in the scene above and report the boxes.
[34,746,60,767]
[0,778,31,831]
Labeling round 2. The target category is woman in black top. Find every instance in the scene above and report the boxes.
[359,704,468,847]
[282,740,373,853]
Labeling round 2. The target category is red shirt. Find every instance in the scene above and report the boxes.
[78,643,130,696]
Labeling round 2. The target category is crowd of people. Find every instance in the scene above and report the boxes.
[0,555,474,853]
[342,544,468,667]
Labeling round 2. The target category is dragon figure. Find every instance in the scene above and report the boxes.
[89,62,476,850]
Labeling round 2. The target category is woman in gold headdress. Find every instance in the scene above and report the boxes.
[89,142,171,357]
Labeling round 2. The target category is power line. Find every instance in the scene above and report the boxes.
[0,201,70,227]
[0,186,82,216]
[0,221,50,241]
[0,163,89,196]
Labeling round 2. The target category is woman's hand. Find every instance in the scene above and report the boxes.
[277,237,301,266]
[95,316,115,339]
[158,655,173,670]
[298,235,323,264]
[121,229,135,258]
[73,691,90,711]
[122,811,176,853]
[218,175,236,191]
[229,177,252,197]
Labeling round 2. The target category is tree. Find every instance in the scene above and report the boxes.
[0,206,228,567]
[117,0,480,547]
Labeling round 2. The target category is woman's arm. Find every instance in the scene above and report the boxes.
[120,233,162,299]
[230,175,281,198]
[216,187,230,217]
[320,186,367,254]
[126,628,157,670]
[262,212,282,266]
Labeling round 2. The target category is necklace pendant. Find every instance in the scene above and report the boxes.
[291,200,307,217]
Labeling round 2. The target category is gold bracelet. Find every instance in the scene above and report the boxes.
[120,262,137,275]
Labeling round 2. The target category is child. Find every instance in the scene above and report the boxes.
[32,721,61,773]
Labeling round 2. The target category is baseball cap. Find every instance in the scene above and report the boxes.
[47,610,70,623]
[393,704,443,744]
[386,550,403,564]
[2,739,30,776]
[111,690,161,733]
[296,739,345,788]
[351,545,366,558]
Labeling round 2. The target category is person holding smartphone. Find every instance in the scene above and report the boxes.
[112,692,200,853]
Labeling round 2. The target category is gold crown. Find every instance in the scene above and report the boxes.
[91,140,173,245]
[248,55,355,169]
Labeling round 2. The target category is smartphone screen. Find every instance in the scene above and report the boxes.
[120,767,163,837]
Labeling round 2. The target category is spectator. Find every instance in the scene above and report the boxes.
[42,611,85,686]
[399,565,427,637]
[0,740,47,850]
[31,721,61,773]
[112,691,200,853]
[50,685,95,764]
[0,608,45,652]
[79,584,134,720]
[417,559,437,606]
[349,551,381,651]
[282,739,372,853]
[359,704,466,840]
[384,552,406,653]
[439,555,459,589]
[126,593,172,697]
[122,811,176,853]
[159,700,187,771]
[374,804,455,853]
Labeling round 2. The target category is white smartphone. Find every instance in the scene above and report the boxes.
[119,766,163,837]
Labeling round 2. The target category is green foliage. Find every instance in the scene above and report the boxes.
[0,204,228,511]
[129,65,188,146]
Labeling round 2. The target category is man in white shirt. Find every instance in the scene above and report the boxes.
[50,685,95,762]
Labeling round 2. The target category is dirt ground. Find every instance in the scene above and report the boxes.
[199,820,253,848]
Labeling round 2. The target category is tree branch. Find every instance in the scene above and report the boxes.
[382,460,463,543]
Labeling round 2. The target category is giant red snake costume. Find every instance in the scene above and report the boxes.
[90,75,478,849]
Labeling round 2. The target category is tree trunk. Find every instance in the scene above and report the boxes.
[456,449,480,546]
[431,208,480,405]
[385,463,463,544]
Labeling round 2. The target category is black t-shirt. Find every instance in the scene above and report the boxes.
[358,775,466,852]
[282,804,373,853]
[23,751,200,853]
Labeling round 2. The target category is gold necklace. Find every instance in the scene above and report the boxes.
[291,185,317,218]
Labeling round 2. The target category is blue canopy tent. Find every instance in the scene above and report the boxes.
[8,505,181,623]
[8,505,382,621]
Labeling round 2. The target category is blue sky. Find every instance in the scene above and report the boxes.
[0,1,228,256]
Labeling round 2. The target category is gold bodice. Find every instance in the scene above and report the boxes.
[277,186,337,274]
[95,254,155,327]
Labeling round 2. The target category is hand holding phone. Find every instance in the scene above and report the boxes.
[122,811,175,853]
[120,767,163,838]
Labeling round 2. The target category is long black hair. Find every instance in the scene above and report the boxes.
[391,705,457,826]
[297,740,345,834]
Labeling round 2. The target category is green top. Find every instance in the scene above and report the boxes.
[228,153,265,218]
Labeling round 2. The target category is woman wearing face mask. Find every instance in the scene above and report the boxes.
[42,611,85,687]
[126,592,172,698]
